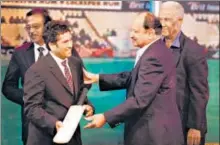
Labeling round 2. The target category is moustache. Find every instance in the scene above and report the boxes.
[30,34,38,37]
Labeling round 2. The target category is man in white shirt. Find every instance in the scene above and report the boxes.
[2,8,52,145]
[83,12,183,145]
[23,20,94,145]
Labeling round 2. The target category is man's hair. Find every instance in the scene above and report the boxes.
[26,8,52,24]
[161,1,185,19]
[43,20,71,44]
[143,12,162,35]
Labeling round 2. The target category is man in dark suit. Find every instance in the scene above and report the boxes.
[83,12,183,145]
[1,8,52,144]
[23,20,94,145]
[159,1,209,145]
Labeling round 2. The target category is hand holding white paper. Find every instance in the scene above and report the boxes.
[53,105,85,144]
[53,87,89,144]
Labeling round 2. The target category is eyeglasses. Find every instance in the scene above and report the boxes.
[25,24,42,31]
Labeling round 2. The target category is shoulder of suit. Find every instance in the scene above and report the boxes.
[148,39,171,56]
[11,42,33,58]
[181,33,207,55]
[151,39,167,50]
[14,42,33,51]
[183,35,205,51]
[28,58,45,73]
[69,56,81,63]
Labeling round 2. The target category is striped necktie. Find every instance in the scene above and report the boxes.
[61,60,74,93]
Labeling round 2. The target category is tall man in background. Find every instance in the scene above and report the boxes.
[83,12,183,145]
[159,1,209,145]
[2,8,52,145]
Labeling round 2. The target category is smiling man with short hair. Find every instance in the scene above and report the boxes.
[23,21,94,145]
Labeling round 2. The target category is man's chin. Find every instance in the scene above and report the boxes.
[131,46,139,50]
[132,43,138,48]
[162,34,170,38]
[67,53,72,58]
[31,38,39,43]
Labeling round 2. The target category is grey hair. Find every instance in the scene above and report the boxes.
[161,1,185,19]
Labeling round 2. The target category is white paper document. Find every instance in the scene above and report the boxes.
[53,105,85,144]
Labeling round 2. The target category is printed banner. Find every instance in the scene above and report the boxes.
[1,1,122,10]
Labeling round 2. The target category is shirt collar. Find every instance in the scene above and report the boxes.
[34,43,47,50]
[136,38,160,56]
[50,52,68,65]
[161,31,181,48]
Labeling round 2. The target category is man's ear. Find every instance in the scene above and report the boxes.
[150,28,156,35]
[148,28,155,37]
[48,42,56,51]
[178,18,183,25]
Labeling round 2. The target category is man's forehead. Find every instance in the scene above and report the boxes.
[132,17,144,28]
[26,14,44,23]
[57,32,72,42]
[159,10,176,18]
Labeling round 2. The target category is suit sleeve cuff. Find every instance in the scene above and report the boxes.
[104,111,121,128]
[47,117,58,135]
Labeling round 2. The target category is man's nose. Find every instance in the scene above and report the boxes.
[130,32,134,39]
[29,28,36,33]
[68,42,73,49]
[161,22,166,27]
[160,19,166,27]
[159,20,164,26]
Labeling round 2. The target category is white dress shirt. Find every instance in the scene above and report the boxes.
[50,52,71,77]
[34,43,49,62]
[134,38,160,67]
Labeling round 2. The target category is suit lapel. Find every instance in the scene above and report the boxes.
[172,48,181,67]
[172,33,185,67]
[68,57,79,97]
[127,39,161,97]
[24,43,35,69]
[135,39,161,68]
[45,54,74,95]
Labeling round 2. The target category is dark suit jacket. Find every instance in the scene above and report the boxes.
[2,42,35,143]
[23,54,90,145]
[173,32,209,137]
[99,39,183,145]
[1,42,90,143]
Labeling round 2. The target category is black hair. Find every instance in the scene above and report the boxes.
[143,12,162,35]
[26,8,52,25]
[43,20,71,45]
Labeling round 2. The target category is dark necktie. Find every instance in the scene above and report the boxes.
[61,60,74,93]
[37,47,45,60]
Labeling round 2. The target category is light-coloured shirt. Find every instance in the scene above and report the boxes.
[34,43,49,62]
[161,31,181,48]
[134,38,160,67]
[50,52,71,78]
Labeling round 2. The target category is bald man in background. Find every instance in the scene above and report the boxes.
[159,1,209,145]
